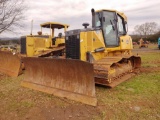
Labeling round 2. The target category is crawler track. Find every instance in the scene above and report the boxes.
[94,56,141,87]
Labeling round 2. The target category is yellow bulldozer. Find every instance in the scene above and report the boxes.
[0,22,69,77]
[139,38,148,48]
[20,22,69,57]
[21,9,141,106]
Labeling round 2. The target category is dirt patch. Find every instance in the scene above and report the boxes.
[140,67,160,73]
[23,105,100,120]
[132,67,160,75]
[43,105,99,120]
[0,73,6,80]
[128,98,160,119]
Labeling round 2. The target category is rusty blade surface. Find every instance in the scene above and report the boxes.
[0,51,21,77]
[131,56,141,68]
[21,57,97,106]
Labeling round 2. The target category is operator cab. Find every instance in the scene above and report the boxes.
[92,9,128,47]
[40,22,69,46]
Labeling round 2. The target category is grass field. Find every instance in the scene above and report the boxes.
[0,44,160,120]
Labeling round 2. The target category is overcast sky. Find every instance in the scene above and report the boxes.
[1,0,160,37]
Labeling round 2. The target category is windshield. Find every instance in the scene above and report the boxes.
[95,11,119,47]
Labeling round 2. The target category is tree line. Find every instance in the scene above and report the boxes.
[131,22,160,43]
[0,39,20,45]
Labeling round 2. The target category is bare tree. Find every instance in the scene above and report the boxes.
[0,0,26,34]
[134,22,158,37]
[134,25,143,36]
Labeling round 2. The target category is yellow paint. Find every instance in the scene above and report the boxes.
[96,9,127,21]
[108,69,115,75]
[79,29,132,61]
[26,36,35,56]
[120,35,133,50]
[80,32,87,61]
[78,9,133,61]
[55,37,65,47]
[80,30,105,61]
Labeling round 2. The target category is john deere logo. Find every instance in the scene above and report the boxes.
[126,40,129,44]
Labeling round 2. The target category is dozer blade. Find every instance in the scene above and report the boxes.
[0,51,22,77]
[21,57,97,106]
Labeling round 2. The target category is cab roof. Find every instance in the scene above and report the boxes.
[95,9,127,21]
[40,22,69,29]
